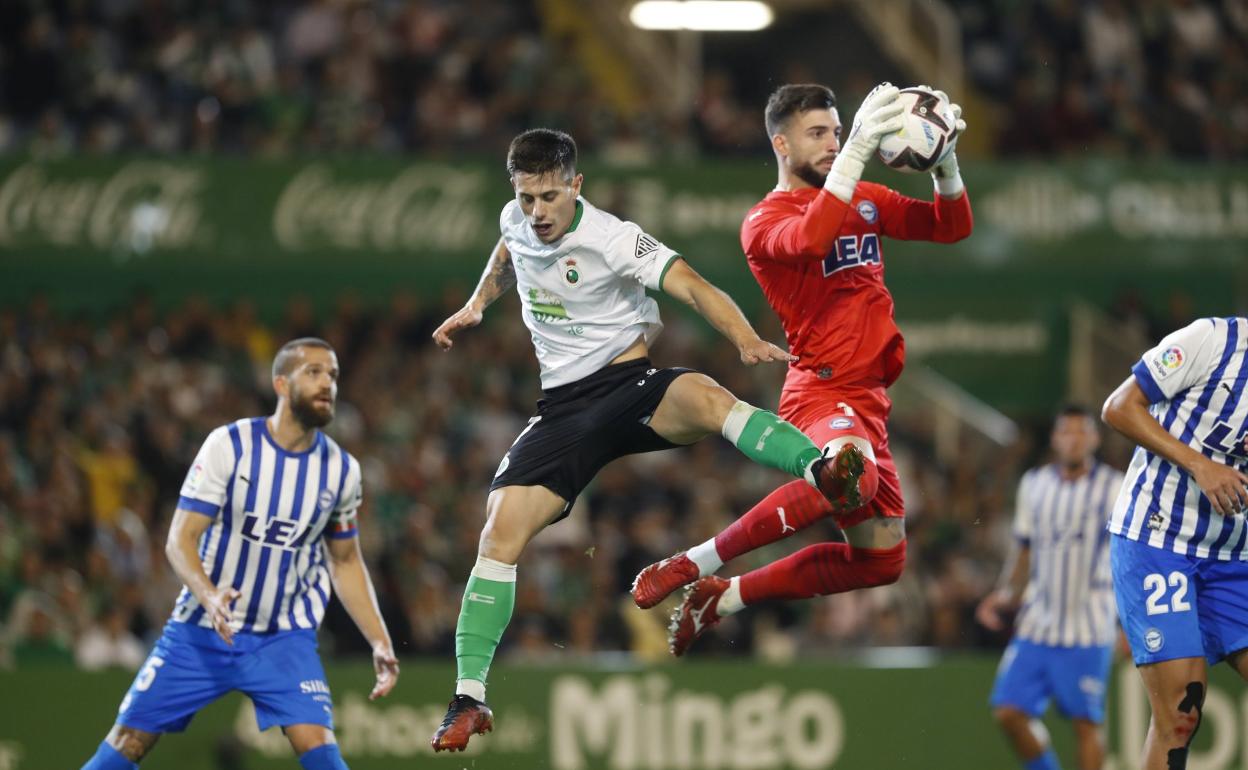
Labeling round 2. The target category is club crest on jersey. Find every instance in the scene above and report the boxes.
[822,233,881,277]
[634,233,659,259]
[563,257,580,286]
[1144,628,1164,653]
[317,488,336,514]
[855,200,878,223]
[1150,346,1184,380]
[830,417,854,430]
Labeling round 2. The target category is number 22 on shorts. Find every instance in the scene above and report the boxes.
[1143,571,1191,616]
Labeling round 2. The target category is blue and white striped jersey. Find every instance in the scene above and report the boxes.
[1109,318,1248,561]
[171,417,363,633]
[1014,462,1124,647]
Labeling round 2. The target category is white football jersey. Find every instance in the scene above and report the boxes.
[500,197,681,388]
[1109,317,1248,560]
[1013,462,1124,647]
[171,418,362,633]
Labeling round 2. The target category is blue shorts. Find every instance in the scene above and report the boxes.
[1111,534,1248,666]
[117,622,335,734]
[989,638,1113,722]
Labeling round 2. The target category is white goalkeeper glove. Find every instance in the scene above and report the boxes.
[923,87,967,197]
[824,82,905,203]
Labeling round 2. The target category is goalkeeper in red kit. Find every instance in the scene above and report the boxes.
[634,82,974,655]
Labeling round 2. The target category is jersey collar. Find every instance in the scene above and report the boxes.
[566,198,584,234]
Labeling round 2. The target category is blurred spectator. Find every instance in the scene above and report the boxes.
[74,602,146,671]
[8,594,74,666]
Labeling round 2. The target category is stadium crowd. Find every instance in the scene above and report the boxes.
[960,0,1248,159]
[0,291,1043,670]
[0,0,1245,159]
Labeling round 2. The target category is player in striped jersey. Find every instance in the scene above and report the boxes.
[976,405,1124,770]
[81,338,398,770]
[1101,317,1248,770]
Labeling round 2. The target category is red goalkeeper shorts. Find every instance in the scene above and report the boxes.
[779,384,903,529]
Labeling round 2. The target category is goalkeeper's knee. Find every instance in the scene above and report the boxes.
[850,540,906,588]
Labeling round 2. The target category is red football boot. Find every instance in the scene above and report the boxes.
[430,694,494,752]
[668,576,730,657]
[810,443,877,514]
[632,552,701,609]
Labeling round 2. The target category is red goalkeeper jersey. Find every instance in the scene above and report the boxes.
[740,182,973,393]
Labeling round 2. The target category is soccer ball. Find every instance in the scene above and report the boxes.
[876,87,958,173]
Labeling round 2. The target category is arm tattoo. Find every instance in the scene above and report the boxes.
[472,242,516,308]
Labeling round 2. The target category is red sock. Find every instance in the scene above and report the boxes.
[714,480,832,563]
[739,540,907,604]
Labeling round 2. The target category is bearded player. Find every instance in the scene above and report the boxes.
[634,82,974,654]
[80,339,398,770]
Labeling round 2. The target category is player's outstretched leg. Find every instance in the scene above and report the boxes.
[668,540,906,655]
[648,374,874,508]
[719,399,875,509]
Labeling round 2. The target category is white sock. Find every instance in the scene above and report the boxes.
[720,400,758,445]
[717,577,744,616]
[803,458,820,488]
[456,678,486,702]
[471,556,517,582]
[687,539,723,575]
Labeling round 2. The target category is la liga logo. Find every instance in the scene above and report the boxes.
[1160,346,1184,370]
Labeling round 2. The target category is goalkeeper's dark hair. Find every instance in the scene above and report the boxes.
[507,129,578,180]
[765,84,838,137]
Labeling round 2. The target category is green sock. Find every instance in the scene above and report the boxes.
[722,401,822,480]
[455,557,517,693]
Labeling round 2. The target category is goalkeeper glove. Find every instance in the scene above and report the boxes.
[824,82,905,204]
[923,88,967,197]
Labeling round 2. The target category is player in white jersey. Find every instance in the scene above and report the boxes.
[1101,317,1248,770]
[80,338,398,770]
[428,128,870,751]
[976,405,1124,770]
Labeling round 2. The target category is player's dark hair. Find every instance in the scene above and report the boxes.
[507,128,578,180]
[765,84,837,137]
[1057,403,1093,420]
[272,337,335,379]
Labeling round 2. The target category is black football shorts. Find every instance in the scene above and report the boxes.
[490,358,694,519]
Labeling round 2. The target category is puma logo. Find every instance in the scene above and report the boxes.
[777,506,796,535]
